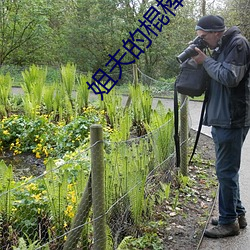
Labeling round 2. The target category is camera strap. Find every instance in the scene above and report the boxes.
[189,91,208,164]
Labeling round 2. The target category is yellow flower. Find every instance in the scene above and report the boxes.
[43,147,49,157]
[65,205,74,218]
[36,152,41,159]
[26,183,37,191]
[14,149,22,155]
[12,207,17,212]
[3,130,9,135]
[32,193,42,201]
[71,195,76,204]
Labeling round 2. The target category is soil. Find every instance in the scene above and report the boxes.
[158,130,217,250]
[0,152,45,180]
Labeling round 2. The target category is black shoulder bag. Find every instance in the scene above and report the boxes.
[174,58,210,168]
[175,58,208,97]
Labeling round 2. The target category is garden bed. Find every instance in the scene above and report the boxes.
[160,131,217,250]
[0,130,217,249]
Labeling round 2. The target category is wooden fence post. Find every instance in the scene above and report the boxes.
[133,63,138,86]
[91,124,106,250]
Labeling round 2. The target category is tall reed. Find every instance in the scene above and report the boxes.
[43,159,68,233]
[21,65,47,118]
[0,161,14,222]
[76,73,91,113]
[129,84,153,134]
[61,63,76,103]
[101,89,123,129]
[145,100,175,164]
[0,73,12,117]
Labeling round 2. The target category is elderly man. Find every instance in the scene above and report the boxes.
[192,15,250,238]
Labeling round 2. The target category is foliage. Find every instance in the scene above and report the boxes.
[0,80,177,248]
[101,89,123,129]
[0,150,91,249]
[12,176,49,241]
[129,83,153,135]
[0,73,12,117]
[21,65,47,118]
[0,108,102,158]
[76,72,91,110]
[61,63,76,102]
[0,0,233,78]
[145,100,175,163]
[117,233,163,250]
[0,0,52,65]
[0,161,15,222]
[13,235,46,250]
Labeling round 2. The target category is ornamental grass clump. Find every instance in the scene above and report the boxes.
[21,65,47,118]
[76,72,91,111]
[0,73,12,117]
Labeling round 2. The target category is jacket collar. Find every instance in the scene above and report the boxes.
[212,26,241,58]
[221,26,241,46]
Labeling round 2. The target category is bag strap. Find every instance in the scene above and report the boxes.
[174,80,180,168]
[174,80,208,168]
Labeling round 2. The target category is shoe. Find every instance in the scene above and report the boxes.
[211,214,247,229]
[204,222,240,238]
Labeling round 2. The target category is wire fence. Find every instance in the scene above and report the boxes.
[0,65,191,249]
[0,118,189,249]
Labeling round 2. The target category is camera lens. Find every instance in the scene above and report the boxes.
[176,37,208,63]
[176,45,198,63]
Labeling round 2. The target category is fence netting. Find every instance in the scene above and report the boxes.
[0,118,184,249]
[0,66,194,249]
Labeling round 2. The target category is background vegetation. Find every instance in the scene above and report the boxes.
[0,0,249,83]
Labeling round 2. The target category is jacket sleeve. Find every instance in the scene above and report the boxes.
[203,38,250,87]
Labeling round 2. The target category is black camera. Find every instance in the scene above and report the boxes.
[176,36,208,64]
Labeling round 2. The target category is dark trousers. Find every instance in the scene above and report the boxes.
[211,126,249,225]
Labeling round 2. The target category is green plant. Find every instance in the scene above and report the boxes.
[101,88,123,129]
[0,115,57,157]
[43,84,56,114]
[13,233,49,250]
[61,63,76,102]
[117,233,163,250]
[21,65,47,118]
[172,190,180,210]
[76,72,92,111]
[129,84,153,128]
[12,176,49,241]
[0,161,15,222]
[178,173,191,189]
[145,100,174,164]
[105,137,153,236]
[0,73,12,117]
[157,182,171,204]
[43,159,69,225]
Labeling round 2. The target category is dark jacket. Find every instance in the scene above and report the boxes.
[203,26,250,128]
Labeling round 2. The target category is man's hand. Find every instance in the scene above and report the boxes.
[192,47,207,64]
